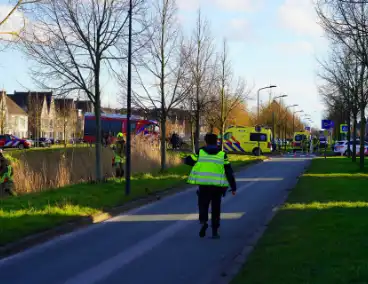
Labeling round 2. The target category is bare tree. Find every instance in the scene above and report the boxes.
[316,0,368,168]
[55,97,77,148]
[216,39,250,150]
[0,0,35,37]
[19,0,146,180]
[318,44,360,160]
[131,0,190,171]
[187,9,216,151]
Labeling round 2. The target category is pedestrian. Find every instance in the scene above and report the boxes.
[183,133,237,239]
[112,132,126,178]
[0,150,16,196]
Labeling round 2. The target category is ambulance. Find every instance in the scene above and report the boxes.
[219,126,273,155]
[292,131,310,151]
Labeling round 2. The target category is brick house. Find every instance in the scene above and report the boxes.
[0,91,28,138]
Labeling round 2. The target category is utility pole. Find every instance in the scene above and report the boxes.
[125,0,132,196]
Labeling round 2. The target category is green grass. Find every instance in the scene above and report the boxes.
[0,154,265,246]
[232,157,368,284]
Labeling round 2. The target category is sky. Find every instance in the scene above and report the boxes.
[0,0,329,129]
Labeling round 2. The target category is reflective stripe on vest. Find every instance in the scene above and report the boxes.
[0,165,13,183]
[187,149,229,187]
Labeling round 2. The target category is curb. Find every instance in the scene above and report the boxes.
[0,158,265,260]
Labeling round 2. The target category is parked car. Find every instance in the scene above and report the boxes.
[334,140,368,156]
[0,134,31,149]
[33,137,52,147]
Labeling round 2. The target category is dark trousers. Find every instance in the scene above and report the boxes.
[197,187,226,229]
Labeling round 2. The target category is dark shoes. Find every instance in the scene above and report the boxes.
[212,228,220,239]
[199,224,220,239]
[199,223,208,238]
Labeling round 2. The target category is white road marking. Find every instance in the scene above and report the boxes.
[62,181,256,284]
[110,213,244,222]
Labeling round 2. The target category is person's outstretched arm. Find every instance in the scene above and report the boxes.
[224,154,237,192]
[183,152,198,167]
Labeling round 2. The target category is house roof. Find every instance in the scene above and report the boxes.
[9,91,53,113]
[54,98,75,112]
[5,96,27,116]
[75,100,93,113]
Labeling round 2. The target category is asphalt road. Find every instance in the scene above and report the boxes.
[0,156,311,284]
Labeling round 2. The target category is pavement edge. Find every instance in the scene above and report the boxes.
[0,158,267,259]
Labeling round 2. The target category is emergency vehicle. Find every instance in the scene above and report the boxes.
[218,126,273,155]
[0,134,31,149]
[292,131,310,151]
[83,113,159,143]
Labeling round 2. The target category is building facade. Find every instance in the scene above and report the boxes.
[0,91,28,138]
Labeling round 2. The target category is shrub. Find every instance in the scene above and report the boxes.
[4,136,181,194]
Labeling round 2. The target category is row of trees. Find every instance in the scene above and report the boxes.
[0,0,305,179]
[316,0,368,169]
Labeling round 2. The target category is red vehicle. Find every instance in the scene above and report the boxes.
[0,134,31,149]
[83,113,160,143]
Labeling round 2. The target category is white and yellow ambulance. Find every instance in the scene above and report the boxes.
[218,126,272,155]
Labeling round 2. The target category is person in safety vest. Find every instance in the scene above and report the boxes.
[0,150,15,196]
[183,133,236,239]
[112,132,126,178]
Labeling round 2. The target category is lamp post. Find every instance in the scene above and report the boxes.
[257,85,277,122]
[272,94,287,151]
[284,104,298,151]
[293,110,304,133]
[257,85,277,156]
[125,0,132,196]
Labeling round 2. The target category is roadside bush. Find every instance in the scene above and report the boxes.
[4,136,181,194]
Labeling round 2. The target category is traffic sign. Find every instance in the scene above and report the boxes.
[321,119,334,129]
[340,124,348,133]
[255,125,262,132]
[305,126,311,132]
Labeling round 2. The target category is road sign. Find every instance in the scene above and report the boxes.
[321,119,334,129]
[255,125,262,132]
[340,124,348,133]
[305,126,311,132]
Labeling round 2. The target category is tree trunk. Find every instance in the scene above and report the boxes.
[347,113,351,158]
[63,119,67,148]
[190,119,195,153]
[352,115,357,162]
[94,67,102,181]
[220,87,225,151]
[160,114,167,172]
[359,105,365,170]
[195,108,200,152]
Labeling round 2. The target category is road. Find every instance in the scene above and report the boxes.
[0,156,311,284]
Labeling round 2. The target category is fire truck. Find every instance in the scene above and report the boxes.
[83,113,159,143]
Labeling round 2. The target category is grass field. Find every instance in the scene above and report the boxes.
[0,154,265,246]
[232,157,368,284]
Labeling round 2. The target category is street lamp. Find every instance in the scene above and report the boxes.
[284,104,298,151]
[272,94,287,151]
[257,85,277,122]
[256,85,277,156]
[293,110,304,133]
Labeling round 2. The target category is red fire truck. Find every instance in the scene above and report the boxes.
[83,113,159,143]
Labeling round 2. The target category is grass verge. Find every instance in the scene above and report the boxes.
[232,156,368,284]
[0,154,265,246]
